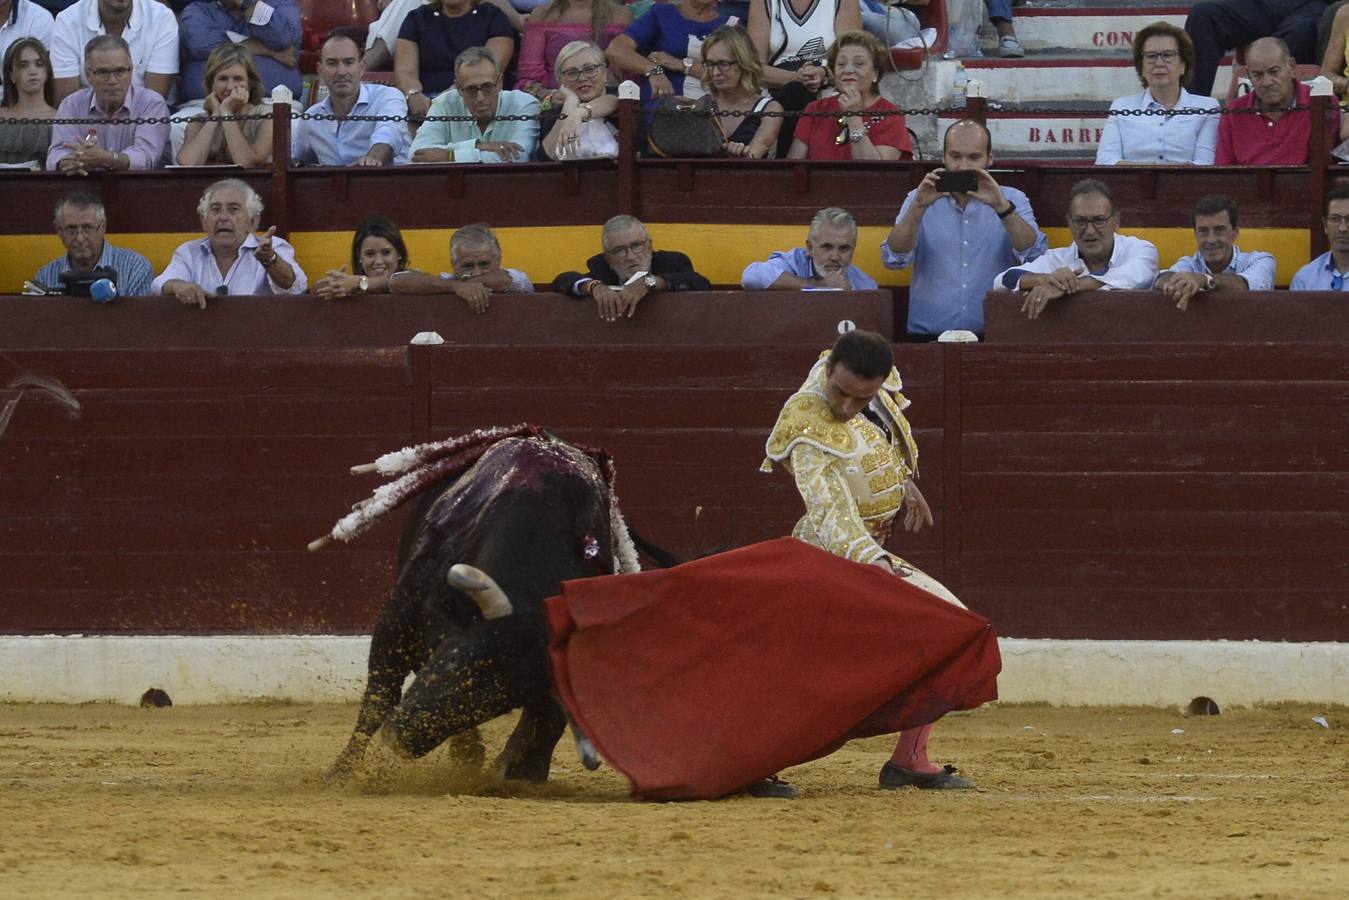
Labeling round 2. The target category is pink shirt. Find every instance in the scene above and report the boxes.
[1216,81,1340,165]
[517,20,627,88]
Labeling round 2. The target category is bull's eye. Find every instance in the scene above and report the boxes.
[582,534,600,559]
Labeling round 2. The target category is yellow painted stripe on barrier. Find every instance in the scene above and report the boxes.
[1,226,1317,293]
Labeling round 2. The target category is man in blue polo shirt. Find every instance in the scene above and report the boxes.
[1155,195,1277,309]
[881,119,1046,339]
[1291,184,1349,291]
[742,208,877,292]
[292,32,410,166]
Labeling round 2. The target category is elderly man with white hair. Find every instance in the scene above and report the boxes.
[742,207,878,291]
[152,178,307,308]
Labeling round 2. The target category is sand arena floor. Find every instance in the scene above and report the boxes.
[1,702,1345,898]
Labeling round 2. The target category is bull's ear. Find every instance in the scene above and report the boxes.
[447,564,514,619]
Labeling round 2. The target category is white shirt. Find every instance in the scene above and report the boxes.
[51,0,179,88]
[1095,88,1220,165]
[0,1,54,69]
[152,233,307,296]
[992,233,1159,292]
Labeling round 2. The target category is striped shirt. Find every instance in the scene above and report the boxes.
[35,240,155,295]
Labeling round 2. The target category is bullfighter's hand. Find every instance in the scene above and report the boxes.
[902,478,934,533]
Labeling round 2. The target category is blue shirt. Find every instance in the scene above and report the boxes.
[178,0,302,103]
[1095,87,1219,165]
[1163,246,1276,291]
[624,3,731,102]
[294,82,411,166]
[882,187,1046,336]
[36,240,154,295]
[398,2,515,95]
[741,247,877,291]
[410,88,540,162]
[1290,252,1349,291]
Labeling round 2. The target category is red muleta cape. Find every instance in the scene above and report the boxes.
[545,537,1002,801]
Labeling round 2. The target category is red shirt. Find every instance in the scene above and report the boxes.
[1216,81,1339,165]
[793,95,913,160]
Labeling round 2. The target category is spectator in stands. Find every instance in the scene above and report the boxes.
[1290,183,1349,289]
[1184,0,1328,98]
[1096,22,1220,166]
[178,0,302,105]
[604,0,731,104]
[786,31,910,160]
[35,190,153,294]
[447,222,534,291]
[1216,36,1342,165]
[0,1,55,75]
[153,177,306,307]
[293,33,410,166]
[47,34,168,172]
[365,0,421,70]
[742,206,876,290]
[176,43,272,166]
[883,118,1046,339]
[993,178,1159,320]
[50,0,178,103]
[395,0,516,122]
[1155,195,1276,309]
[702,24,781,158]
[539,40,618,160]
[516,0,630,96]
[410,46,539,162]
[1318,1,1349,93]
[0,37,55,166]
[748,0,857,156]
[552,213,711,320]
[312,215,411,297]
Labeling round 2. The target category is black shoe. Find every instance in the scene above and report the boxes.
[745,774,800,799]
[879,762,975,790]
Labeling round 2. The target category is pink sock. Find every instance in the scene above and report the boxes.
[889,724,942,774]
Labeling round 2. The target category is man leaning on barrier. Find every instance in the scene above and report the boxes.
[292,32,410,167]
[553,215,711,321]
[47,34,168,173]
[35,190,153,295]
[992,178,1159,320]
[152,178,306,308]
[1155,195,1276,309]
[1291,184,1349,290]
[742,207,878,291]
[409,46,540,164]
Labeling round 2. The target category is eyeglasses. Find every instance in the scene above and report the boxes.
[1326,214,1349,227]
[88,66,132,79]
[58,224,102,237]
[605,238,649,257]
[559,63,604,82]
[702,60,738,73]
[1141,50,1180,64]
[458,81,499,98]
[1068,215,1115,230]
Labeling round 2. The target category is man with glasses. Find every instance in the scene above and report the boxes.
[47,34,168,172]
[49,0,178,103]
[293,33,410,167]
[1291,184,1349,289]
[409,46,539,164]
[1216,36,1342,165]
[1156,195,1276,309]
[993,178,1158,320]
[553,214,711,321]
[35,191,153,295]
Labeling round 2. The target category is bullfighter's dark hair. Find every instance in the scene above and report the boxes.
[1192,194,1239,228]
[829,330,893,380]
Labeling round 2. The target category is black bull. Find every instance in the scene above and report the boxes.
[329,435,619,782]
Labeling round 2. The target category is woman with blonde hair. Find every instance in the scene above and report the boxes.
[701,25,781,158]
[0,38,56,167]
[177,44,273,167]
[517,0,631,94]
[541,41,620,160]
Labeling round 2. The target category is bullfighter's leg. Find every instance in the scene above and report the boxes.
[495,697,568,783]
[327,616,422,781]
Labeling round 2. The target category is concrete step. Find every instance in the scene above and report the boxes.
[982,6,1189,54]
[955,55,1234,103]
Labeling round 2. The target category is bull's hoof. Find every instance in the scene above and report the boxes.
[323,736,372,786]
[445,728,486,770]
[745,775,800,799]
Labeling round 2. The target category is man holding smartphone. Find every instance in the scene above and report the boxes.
[881,119,1046,340]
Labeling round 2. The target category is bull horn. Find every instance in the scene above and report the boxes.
[448,564,514,619]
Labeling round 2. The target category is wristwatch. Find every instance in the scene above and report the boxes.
[358,275,370,294]
[643,274,659,289]
[683,57,694,74]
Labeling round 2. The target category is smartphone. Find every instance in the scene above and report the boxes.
[934,170,979,194]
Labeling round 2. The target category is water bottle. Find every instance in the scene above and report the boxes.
[951,62,968,107]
